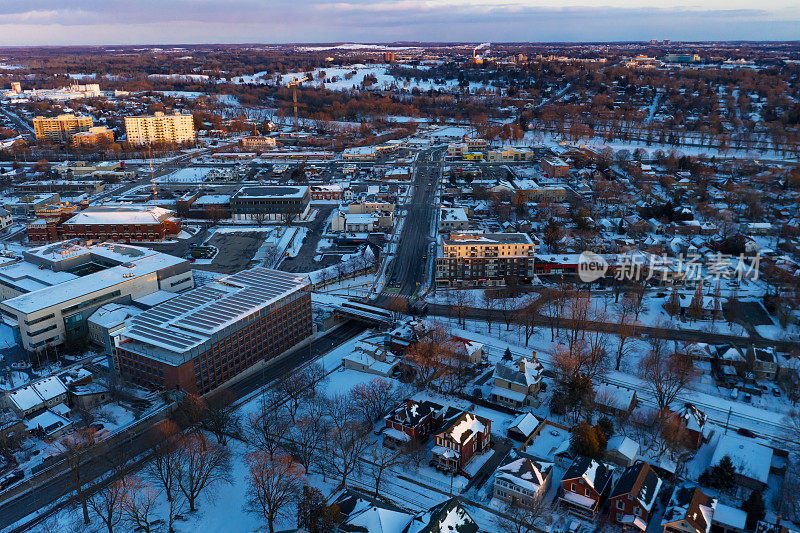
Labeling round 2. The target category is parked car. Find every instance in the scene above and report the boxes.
[737,428,756,438]
[772,387,781,397]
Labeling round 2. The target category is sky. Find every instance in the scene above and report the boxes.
[0,0,799,46]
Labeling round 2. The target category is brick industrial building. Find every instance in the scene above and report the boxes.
[113,268,311,394]
[27,205,181,244]
[435,231,535,288]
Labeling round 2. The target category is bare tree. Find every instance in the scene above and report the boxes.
[203,388,240,446]
[121,476,160,533]
[482,290,498,333]
[514,295,539,347]
[405,325,454,390]
[246,393,292,456]
[351,378,401,424]
[322,394,370,490]
[499,498,551,533]
[174,432,232,511]
[287,396,328,471]
[174,394,207,431]
[146,420,180,502]
[87,477,127,533]
[638,350,697,411]
[450,290,472,327]
[366,445,406,498]
[245,451,306,533]
[59,427,99,525]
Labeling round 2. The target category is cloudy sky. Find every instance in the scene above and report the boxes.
[1,0,798,46]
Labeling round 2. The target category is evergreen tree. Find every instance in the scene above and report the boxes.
[742,490,765,530]
[503,348,513,361]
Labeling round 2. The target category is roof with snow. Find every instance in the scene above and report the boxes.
[385,399,443,428]
[662,485,716,533]
[606,435,640,461]
[563,455,613,493]
[711,435,772,484]
[508,412,540,439]
[63,205,175,226]
[610,461,662,513]
[495,451,552,494]
[437,411,490,446]
[406,498,479,533]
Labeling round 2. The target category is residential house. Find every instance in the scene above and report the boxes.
[383,399,444,448]
[710,434,772,492]
[491,354,544,409]
[493,451,553,508]
[7,376,68,417]
[661,485,717,533]
[668,403,710,451]
[559,456,613,519]
[69,383,111,410]
[747,346,779,381]
[342,339,401,377]
[431,411,492,474]
[335,490,414,533]
[404,498,480,533]
[608,462,662,531]
[593,384,638,418]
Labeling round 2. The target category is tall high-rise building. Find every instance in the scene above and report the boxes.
[33,114,93,142]
[124,111,195,146]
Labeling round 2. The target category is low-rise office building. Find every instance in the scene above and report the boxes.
[0,240,193,351]
[113,267,311,394]
[230,186,310,222]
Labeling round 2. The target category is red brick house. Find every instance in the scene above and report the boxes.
[382,399,444,448]
[608,461,663,531]
[559,456,613,519]
[431,411,491,474]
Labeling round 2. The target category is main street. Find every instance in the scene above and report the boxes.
[0,320,366,531]
[379,147,444,299]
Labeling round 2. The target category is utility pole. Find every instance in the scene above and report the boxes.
[724,406,732,435]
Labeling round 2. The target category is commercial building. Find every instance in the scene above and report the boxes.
[230,186,310,221]
[33,114,93,143]
[0,241,193,351]
[113,268,311,394]
[240,136,277,150]
[447,137,487,158]
[435,231,535,288]
[487,147,535,162]
[3,193,61,216]
[72,126,114,149]
[27,205,182,244]
[124,111,195,146]
[541,156,569,178]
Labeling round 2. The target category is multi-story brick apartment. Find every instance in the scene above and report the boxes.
[435,231,535,288]
[431,410,492,474]
[608,461,662,531]
[27,205,181,244]
[559,456,613,519]
[382,399,444,448]
[72,126,114,148]
[33,114,93,142]
[541,156,570,178]
[113,268,311,394]
[124,111,195,146]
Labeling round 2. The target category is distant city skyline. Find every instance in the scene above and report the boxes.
[1,0,799,46]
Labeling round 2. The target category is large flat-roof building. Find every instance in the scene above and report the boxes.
[27,205,182,244]
[230,186,310,222]
[0,241,193,352]
[124,111,195,146]
[113,268,311,394]
[33,114,93,143]
[436,231,535,288]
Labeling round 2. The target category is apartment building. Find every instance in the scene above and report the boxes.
[241,136,277,150]
[33,114,93,142]
[0,241,193,351]
[72,126,114,148]
[113,268,311,394]
[435,231,535,288]
[124,111,195,146]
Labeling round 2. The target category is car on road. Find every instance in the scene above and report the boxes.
[0,470,24,491]
[772,386,781,397]
[736,428,756,438]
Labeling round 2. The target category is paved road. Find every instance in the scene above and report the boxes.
[379,148,444,298]
[0,320,366,531]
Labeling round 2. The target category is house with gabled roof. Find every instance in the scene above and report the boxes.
[382,399,444,448]
[431,411,491,474]
[404,498,479,533]
[608,461,662,531]
[491,354,544,409]
[661,485,717,533]
[559,455,614,519]
[493,450,552,508]
[335,490,414,533]
[667,403,711,451]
